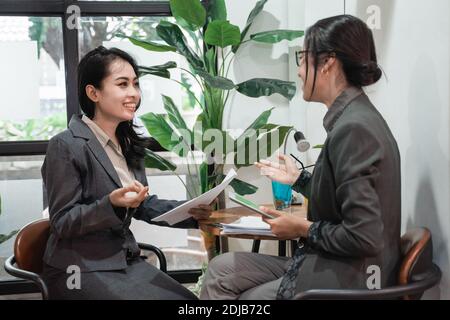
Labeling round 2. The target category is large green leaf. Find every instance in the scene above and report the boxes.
[205,20,241,48]
[216,174,258,195]
[242,107,274,134]
[232,0,268,53]
[236,78,297,100]
[139,69,170,79]
[193,115,235,157]
[170,0,206,31]
[176,76,206,113]
[140,112,188,157]
[162,95,194,149]
[255,124,293,164]
[235,108,274,153]
[161,95,189,131]
[138,61,177,79]
[206,0,227,22]
[199,162,208,194]
[194,112,211,136]
[204,85,224,129]
[195,69,236,90]
[204,48,217,74]
[0,230,18,244]
[156,21,204,70]
[116,33,176,52]
[144,149,177,171]
[193,112,211,151]
[229,178,258,195]
[250,30,304,43]
[234,124,293,168]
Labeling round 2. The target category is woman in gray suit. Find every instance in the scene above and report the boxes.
[42,46,212,299]
[201,15,401,300]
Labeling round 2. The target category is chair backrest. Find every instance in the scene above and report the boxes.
[399,227,433,299]
[14,219,50,274]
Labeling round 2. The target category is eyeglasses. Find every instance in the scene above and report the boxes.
[295,50,308,67]
[294,49,337,67]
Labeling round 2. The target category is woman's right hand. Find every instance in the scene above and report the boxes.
[109,180,149,208]
[255,154,301,186]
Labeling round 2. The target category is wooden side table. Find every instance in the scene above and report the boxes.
[199,204,307,259]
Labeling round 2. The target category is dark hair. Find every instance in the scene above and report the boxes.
[78,46,150,169]
[304,14,382,95]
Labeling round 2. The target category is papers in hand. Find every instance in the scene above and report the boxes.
[151,168,237,226]
[221,216,275,236]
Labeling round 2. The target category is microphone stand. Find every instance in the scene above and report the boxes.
[289,153,315,171]
[282,128,315,171]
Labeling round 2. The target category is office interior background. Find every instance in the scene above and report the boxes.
[0,0,449,299]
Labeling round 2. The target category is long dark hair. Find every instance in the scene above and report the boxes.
[304,15,382,96]
[78,46,150,169]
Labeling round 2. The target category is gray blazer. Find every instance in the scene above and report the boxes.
[42,115,197,272]
[293,87,401,291]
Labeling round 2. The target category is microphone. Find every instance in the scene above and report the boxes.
[294,131,310,153]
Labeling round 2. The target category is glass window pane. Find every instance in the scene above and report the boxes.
[0,17,67,142]
[0,155,45,281]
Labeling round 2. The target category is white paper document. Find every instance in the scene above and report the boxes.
[221,216,276,236]
[151,168,237,226]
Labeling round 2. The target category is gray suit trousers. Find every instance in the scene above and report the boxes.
[200,252,290,300]
[43,258,197,300]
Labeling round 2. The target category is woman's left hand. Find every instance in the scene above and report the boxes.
[260,206,313,240]
[188,199,218,221]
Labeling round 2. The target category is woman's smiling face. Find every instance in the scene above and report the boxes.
[92,58,141,122]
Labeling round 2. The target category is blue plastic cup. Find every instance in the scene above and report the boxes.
[271,181,292,211]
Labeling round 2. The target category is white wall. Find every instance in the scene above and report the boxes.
[226,0,450,299]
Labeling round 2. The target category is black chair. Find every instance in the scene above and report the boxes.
[4,218,167,300]
[294,227,441,300]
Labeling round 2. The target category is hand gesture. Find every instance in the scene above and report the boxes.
[109,180,149,208]
[188,198,218,221]
[259,206,312,240]
[255,154,301,185]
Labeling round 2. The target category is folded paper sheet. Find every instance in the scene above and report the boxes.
[151,169,237,226]
[221,216,275,236]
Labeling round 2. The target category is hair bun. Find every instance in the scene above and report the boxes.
[359,61,382,86]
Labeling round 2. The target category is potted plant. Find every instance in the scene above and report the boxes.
[121,0,302,195]
[120,0,303,259]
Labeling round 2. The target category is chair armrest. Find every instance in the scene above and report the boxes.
[138,242,167,273]
[4,255,49,300]
[294,264,441,300]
